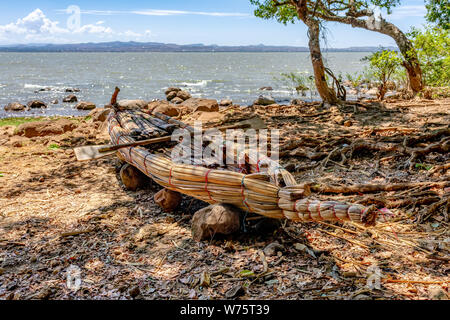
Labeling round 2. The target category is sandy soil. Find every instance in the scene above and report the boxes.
[0,98,449,300]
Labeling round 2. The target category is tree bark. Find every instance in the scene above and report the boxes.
[306,22,340,104]
[292,1,340,104]
[316,13,423,93]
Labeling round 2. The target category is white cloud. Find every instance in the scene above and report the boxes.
[74,24,113,34]
[0,8,150,43]
[0,9,67,36]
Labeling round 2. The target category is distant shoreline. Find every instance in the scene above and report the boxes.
[0,41,398,53]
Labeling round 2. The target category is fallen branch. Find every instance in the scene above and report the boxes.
[311,181,450,195]
[60,229,94,238]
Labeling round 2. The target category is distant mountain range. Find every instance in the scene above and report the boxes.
[0,41,397,53]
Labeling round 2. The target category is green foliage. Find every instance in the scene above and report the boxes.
[345,72,364,88]
[425,0,450,30]
[363,50,402,99]
[48,144,60,150]
[415,163,433,171]
[0,117,46,127]
[249,0,297,24]
[408,25,450,87]
[249,0,401,23]
[277,71,316,97]
[363,50,402,84]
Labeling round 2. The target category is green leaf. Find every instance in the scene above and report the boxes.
[415,163,433,171]
[48,144,60,150]
[239,270,255,277]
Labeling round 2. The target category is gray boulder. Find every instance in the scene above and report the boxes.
[254,95,276,106]
[117,99,148,109]
[4,102,27,112]
[192,204,241,241]
[181,98,219,113]
[76,101,96,110]
[63,95,78,103]
[27,100,47,109]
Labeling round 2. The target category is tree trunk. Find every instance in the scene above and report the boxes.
[317,13,424,93]
[293,1,339,104]
[307,22,340,104]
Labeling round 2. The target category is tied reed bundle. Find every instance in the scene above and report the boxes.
[109,111,378,226]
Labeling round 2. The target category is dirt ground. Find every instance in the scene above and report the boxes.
[0,97,449,300]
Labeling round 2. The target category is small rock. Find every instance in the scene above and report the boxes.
[165,87,181,95]
[354,294,372,300]
[254,95,275,106]
[181,98,219,113]
[219,99,233,107]
[147,101,180,117]
[154,189,182,212]
[177,90,192,101]
[4,102,27,112]
[191,204,241,241]
[27,100,47,109]
[51,99,58,104]
[259,86,273,91]
[65,88,80,93]
[35,87,51,93]
[76,101,96,110]
[171,97,184,104]
[117,99,148,109]
[166,91,178,101]
[263,242,284,257]
[120,164,147,191]
[16,119,77,138]
[63,95,78,103]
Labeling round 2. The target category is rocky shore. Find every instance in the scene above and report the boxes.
[4,82,433,119]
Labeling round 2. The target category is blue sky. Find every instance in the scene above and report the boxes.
[0,0,428,47]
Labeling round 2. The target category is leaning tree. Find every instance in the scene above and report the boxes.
[251,0,341,104]
[251,0,425,94]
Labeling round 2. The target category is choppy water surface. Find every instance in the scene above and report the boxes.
[0,52,370,118]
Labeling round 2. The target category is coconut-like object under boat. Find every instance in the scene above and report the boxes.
[107,105,378,226]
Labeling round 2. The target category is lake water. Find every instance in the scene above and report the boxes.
[0,52,370,118]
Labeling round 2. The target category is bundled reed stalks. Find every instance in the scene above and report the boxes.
[108,111,378,226]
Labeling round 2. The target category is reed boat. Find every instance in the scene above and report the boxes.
[107,107,378,226]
